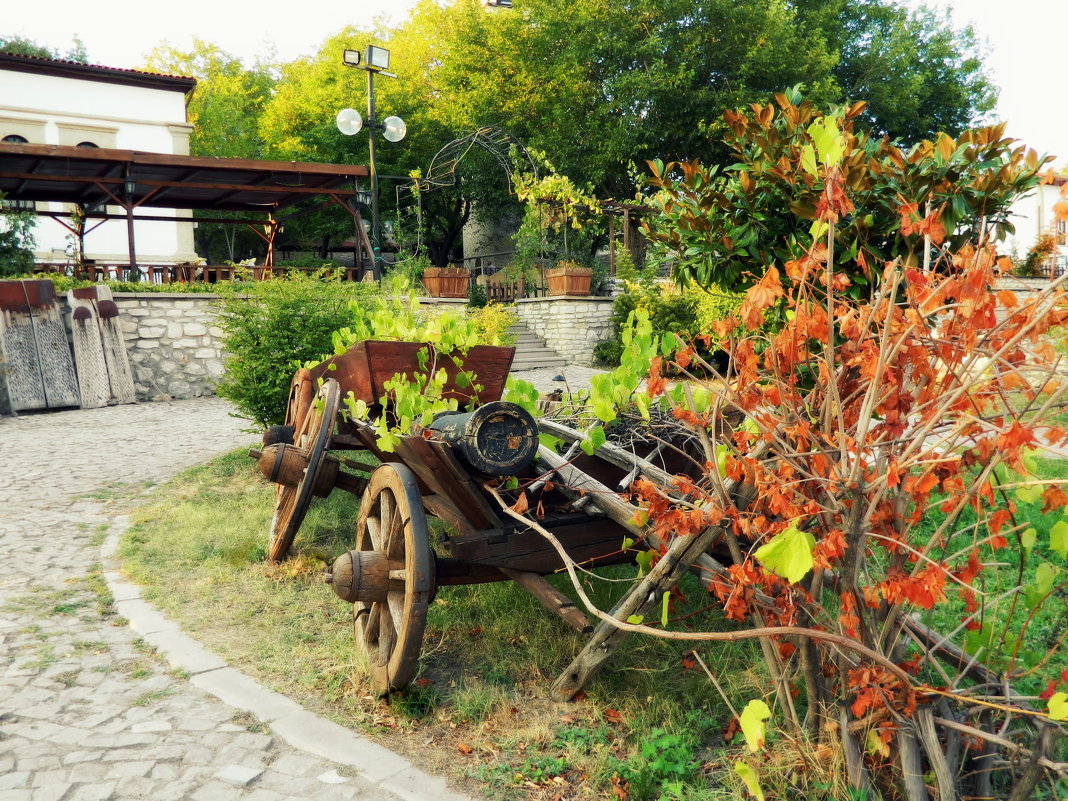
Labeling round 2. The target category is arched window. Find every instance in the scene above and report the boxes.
[2,134,28,144]
[76,141,99,148]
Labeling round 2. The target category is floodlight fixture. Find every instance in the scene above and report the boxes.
[342,49,361,66]
[366,45,390,70]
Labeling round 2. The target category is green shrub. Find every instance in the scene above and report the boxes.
[213,271,377,428]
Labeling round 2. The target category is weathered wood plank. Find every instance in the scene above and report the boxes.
[500,569,592,633]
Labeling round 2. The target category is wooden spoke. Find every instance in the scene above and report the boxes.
[266,377,340,562]
[352,463,435,696]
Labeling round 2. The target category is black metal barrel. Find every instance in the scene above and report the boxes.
[427,401,539,476]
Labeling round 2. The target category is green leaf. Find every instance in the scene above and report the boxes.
[754,519,814,584]
[588,425,607,450]
[1021,527,1037,551]
[1014,484,1043,504]
[626,614,644,625]
[800,144,818,177]
[739,699,771,752]
[1048,692,1068,721]
[635,549,655,576]
[660,591,670,626]
[1051,521,1068,559]
[734,762,765,801]
[580,436,595,456]
[621,537,635,550]
[714,443,729,477]
[1035,562,1057,596]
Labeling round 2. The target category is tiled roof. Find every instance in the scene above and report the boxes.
[0,51,196,93]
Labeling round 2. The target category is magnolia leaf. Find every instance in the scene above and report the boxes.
[754,519,815,584]
[739,699,771,752]
[734,762,765,801]
[1051,521,1068,559]
[1048,692,1068,721]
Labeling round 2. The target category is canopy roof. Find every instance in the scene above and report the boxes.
[0,141,368,215]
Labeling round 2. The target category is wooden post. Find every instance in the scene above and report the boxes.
[550,521,721,700]
[500,569,591,633]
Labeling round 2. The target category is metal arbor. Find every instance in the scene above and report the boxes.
[420,126,537,192]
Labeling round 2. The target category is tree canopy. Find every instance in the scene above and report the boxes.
[0,35,88,63]
[140,0,999,262]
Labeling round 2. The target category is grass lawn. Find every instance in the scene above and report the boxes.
[118,447,1068,800]
[119,449,769,801]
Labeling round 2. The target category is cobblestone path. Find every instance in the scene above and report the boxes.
[0,399,468,801]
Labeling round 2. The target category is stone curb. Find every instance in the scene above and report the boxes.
[100,516,475,801]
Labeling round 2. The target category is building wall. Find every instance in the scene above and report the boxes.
[0,66,197,265]
[1005,182,1067,272]
[514,297,614,366]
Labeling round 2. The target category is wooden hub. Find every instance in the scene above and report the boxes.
[327,550,403,603]
[251,443,340,497]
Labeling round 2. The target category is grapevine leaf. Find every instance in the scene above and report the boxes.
[621,537,635,550]
[734,763,765,801]
[1048,692,1068,721]
[635,549,654,576]
[1014,484,1043,504]
[580,436,595,456]
[754,519,815,584]
[739,699,771,752]
[1021,527,1037,551]
[589,425,607,450]
[1051,521,1068,559]
[626,614,644,625]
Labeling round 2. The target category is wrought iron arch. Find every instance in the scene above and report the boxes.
[420,126,537,192]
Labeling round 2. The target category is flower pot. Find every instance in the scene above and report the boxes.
[422,267,469,298]
[545,266,592,296]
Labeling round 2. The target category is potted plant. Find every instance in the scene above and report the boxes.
[421,264,470,298]
[545,259,592,296]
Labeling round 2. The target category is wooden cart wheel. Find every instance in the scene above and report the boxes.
[267,378,340,562]
[352,463,436,696]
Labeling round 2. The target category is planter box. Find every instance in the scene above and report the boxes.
[308,340,515,406]
[422,267,469,298]
[545,266,592,296]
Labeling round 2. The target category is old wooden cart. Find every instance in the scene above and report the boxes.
[251,341,725,699]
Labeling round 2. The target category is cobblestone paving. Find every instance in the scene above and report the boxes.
[0,399,450,801]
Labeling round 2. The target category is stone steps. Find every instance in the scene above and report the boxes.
[508,323,565,371]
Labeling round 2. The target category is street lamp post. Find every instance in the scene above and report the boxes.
[338,46,406,280]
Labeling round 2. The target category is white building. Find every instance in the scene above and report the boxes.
[1003,176,1067,277]
[0,52,198,265]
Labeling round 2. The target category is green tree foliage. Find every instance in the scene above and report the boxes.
[144,41,277,261]
[811,0,997,141]
[213,272,378,428]
[0,194,36,277]
[0,35,88,63]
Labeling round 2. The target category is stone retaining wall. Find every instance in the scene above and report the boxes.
[111,293,225,401]
[514,296,614,366]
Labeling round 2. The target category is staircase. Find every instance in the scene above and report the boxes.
[508,322,565,371]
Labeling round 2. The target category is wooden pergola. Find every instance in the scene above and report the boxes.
[0,141,376,278]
